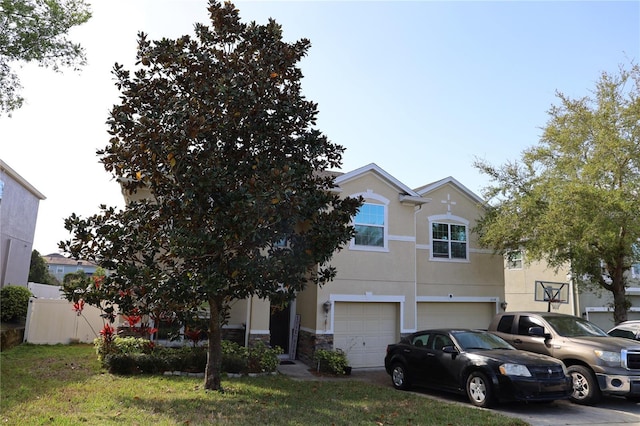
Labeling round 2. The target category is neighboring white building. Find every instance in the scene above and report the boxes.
[0,159,46,288]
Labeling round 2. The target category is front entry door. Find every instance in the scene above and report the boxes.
[269,303,290,352]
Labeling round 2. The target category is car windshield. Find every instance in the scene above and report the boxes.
[543,315,608,337]
[452,331,514,351]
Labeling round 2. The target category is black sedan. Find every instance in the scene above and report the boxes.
[384,329,573,408]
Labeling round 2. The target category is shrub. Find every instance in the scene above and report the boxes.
[313,348,349,375]
[105,353,138,374]
[247,341,282,373]
[99,338,281,376]
[94,335,153,365]
[133,353,165,374]
[222,354,247,374]
[0,285,32,322]
[221,339,248,373]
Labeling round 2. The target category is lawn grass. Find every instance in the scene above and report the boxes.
[1,344,529,425]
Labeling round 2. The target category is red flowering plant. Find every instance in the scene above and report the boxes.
[183,327,204,347]
[122,308,142,328]
[95,323,116,363]
[72,299,85,316]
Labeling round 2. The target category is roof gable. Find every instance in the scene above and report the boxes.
[415,176,484,205]
[334,163,421,198]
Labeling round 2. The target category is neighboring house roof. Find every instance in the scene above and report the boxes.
[0,159,46,200]
[334,163,430,205]
[414,176,485,206]
[43,253,97,268]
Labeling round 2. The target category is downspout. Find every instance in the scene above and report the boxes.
[245,296,252,347]
[413,205,421,332]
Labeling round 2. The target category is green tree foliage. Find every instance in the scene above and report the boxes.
[474,62,640,324]
[59,0,361,391]
[0,0,91,114]
[28,250,59,284]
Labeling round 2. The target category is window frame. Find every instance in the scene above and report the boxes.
[506,250,523,269]
[429,217,469,261]
[349,193,389,252]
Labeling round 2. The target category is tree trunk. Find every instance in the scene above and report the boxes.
[611,277,628,325]
[204,296,223,391]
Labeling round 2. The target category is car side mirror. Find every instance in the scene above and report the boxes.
[442,345,458,354]
[529,326,551,340]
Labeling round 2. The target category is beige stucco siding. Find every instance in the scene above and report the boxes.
[295,282,320,331]
[331,240,415,282]
[417,302,496,330]
[504,258,574,315]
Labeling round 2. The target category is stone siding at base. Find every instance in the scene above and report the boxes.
[222,327,245,345]
[295,329,334,367]
[247,333,270,347]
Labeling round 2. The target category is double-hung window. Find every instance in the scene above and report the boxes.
[353,203,385,248]
[507,250,523,269]
[432,222,467,259]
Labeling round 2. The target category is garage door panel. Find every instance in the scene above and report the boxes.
[417,302,495,330]
[334,302,398,368]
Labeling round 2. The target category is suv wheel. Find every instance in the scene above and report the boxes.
[568,365,601,405]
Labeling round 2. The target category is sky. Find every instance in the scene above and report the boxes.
[1,0,639,256]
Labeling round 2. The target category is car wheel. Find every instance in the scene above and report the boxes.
[391,363,411,390]
[466,371,495,408]
[567,365,601,405]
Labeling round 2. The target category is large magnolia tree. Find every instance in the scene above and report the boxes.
[474,63,640,325]
[60,1,361,391]
[0,0,91,114]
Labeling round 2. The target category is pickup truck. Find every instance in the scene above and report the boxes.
[488,311,640,405]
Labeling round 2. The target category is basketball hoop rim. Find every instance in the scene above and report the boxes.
[549,299,563,310]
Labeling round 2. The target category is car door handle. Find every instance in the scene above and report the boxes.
[426,353,435,357]
[514,339,522,344]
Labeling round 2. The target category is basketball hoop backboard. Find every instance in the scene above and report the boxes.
[535,281,569,312]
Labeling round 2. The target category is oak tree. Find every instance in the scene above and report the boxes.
[474,62,640,324]
[60,0,361,391]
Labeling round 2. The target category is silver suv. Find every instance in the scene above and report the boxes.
[488,312,640,405]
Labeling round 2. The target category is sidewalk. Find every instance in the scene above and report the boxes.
[276,359,389,385]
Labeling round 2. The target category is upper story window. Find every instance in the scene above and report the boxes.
[432,222,467,259]
[353,203,385,248]
[507,250,523,269]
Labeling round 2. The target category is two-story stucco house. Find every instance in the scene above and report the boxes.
[122,163,506,368]
[224,163,506,368]
[0,159,46,288]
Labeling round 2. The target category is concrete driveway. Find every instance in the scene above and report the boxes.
[278,361,640,425]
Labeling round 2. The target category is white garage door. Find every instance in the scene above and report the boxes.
[587,311,640,332]
[417,302,495,330]
[334,302,398,368]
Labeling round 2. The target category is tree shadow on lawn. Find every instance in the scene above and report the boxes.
[120,376,418,425]
[121,375,512,426]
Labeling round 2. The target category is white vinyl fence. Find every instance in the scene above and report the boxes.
[24,283,106,344]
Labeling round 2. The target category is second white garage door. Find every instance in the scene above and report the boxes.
[417,302,495,330]
[333,302,398,368]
